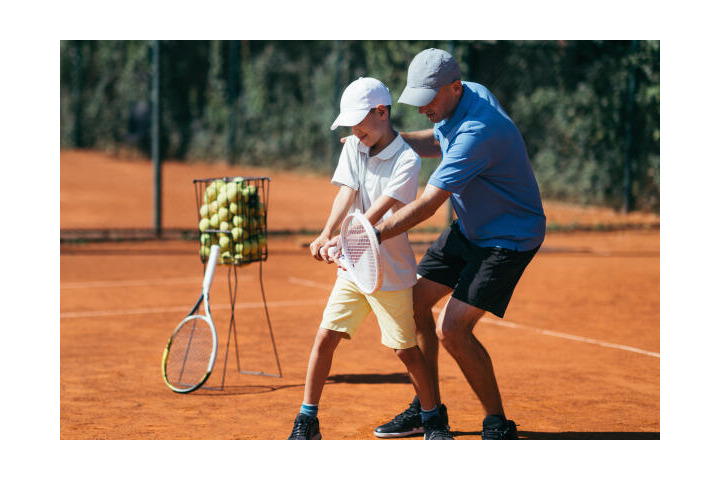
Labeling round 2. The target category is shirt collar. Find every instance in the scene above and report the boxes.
[358,132,404,160]
[437,82,472,137]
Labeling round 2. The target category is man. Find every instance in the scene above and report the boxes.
[371,48,546,440]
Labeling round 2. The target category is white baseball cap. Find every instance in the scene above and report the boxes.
[331,77,392,130]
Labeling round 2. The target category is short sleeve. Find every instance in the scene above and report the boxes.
[382,150,421,205]
[331,138,359,190]
[428,129,490,194]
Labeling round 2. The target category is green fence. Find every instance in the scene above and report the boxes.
[60,40,659,212]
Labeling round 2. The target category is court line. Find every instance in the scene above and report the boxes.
[61,275,250,289]
[61,275,659,358]
[60,299,328,319]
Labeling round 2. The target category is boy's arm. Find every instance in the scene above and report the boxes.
[310,185,356,261]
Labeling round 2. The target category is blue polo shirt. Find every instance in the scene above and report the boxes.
[428,81,545,251]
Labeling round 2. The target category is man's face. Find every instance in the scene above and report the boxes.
[418,81,462,123]
[351,106,387,148]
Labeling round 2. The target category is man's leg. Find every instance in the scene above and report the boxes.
[435,297,504,417]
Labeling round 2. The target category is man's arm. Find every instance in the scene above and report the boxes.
[375,184,451,242]
[364,194,404,227]
[310,185,356,260]
[399,129,442,158]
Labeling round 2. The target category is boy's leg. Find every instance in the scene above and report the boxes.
[302,327,344,405]
[413,276,454,404]
[394,346,435,411]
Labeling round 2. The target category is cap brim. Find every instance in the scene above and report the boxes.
[331,109,370,131]
[397,86,438,107]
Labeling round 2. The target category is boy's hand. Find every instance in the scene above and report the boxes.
[309,234,331,261]
[320,236,344,267]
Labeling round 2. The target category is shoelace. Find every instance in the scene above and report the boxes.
[392,403,420,423]
[425,416,452,439]
[290,417,312,437]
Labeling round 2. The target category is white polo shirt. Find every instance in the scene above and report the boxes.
[331,134,421,291]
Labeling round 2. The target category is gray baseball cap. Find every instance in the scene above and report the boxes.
[398,48,461,107]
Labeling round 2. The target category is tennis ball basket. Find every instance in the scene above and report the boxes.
[190,175,281,385]
[194,176,269,266]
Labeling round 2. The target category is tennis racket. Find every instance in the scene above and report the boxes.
[328,212,383,294]
[162,244,220,393]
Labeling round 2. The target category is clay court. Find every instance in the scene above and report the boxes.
[60,150,660,440]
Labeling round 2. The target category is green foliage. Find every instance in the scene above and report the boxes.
[59,40,660,212]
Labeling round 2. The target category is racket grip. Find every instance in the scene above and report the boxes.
[327,246,337,256]
[203,245,221,293]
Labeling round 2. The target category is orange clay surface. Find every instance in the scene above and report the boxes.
[60,150,659,439]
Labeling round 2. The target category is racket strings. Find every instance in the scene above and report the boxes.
[343,220,379,292]
[165,318,214,388]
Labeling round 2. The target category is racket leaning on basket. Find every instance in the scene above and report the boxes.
[328,211,383,295]
[162,244,220,393]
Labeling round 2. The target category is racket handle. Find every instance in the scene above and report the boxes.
[203,245,221,293]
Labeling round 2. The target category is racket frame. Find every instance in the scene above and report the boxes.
[161,245,220,393]
[334,212,383,295]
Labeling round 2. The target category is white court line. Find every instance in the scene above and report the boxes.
[62,274,660,359]
[60,299,327,319]
[430,306,660,358]
[288,277,334,290]
[61,275,251,289]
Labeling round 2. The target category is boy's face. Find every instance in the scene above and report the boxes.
[351,106,389,148]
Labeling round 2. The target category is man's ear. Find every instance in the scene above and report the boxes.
[451,80,463,95]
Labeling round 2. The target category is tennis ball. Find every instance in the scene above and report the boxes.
[250,239,258,255]
[233,253,243,263]
[221,251,233,264]
[218,235,231,251]
[231,227,243,242]
[257,235,267,249]
[199,203,210,218]
[232,215,247,228]
[225,182,238,202]
[247,185,257,197]
[199,246,210,259]
[211,179,226,191]
[220,221,231,232]
[216,192,228,207]
[234,242,243,254]
[209,213,220,229]
[218,206,229,222]
[229,201,239,215]
[232,176,245,187]
[208,201,219,216]
[199,218,210,232]
[242,239,251,255]
[204,185,217,202]
[240,186,249,202]
[200,233,212,246]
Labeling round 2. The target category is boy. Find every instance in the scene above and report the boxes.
[287,77,452,440]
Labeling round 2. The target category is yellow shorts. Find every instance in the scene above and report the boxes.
[320,277,417,350]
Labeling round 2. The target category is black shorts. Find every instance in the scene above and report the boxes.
[416,221,540,318]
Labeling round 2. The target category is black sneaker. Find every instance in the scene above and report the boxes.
[481,415,518,440]
[374,397,450,438]
[423,414,454,440]
[288,413,322,440]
